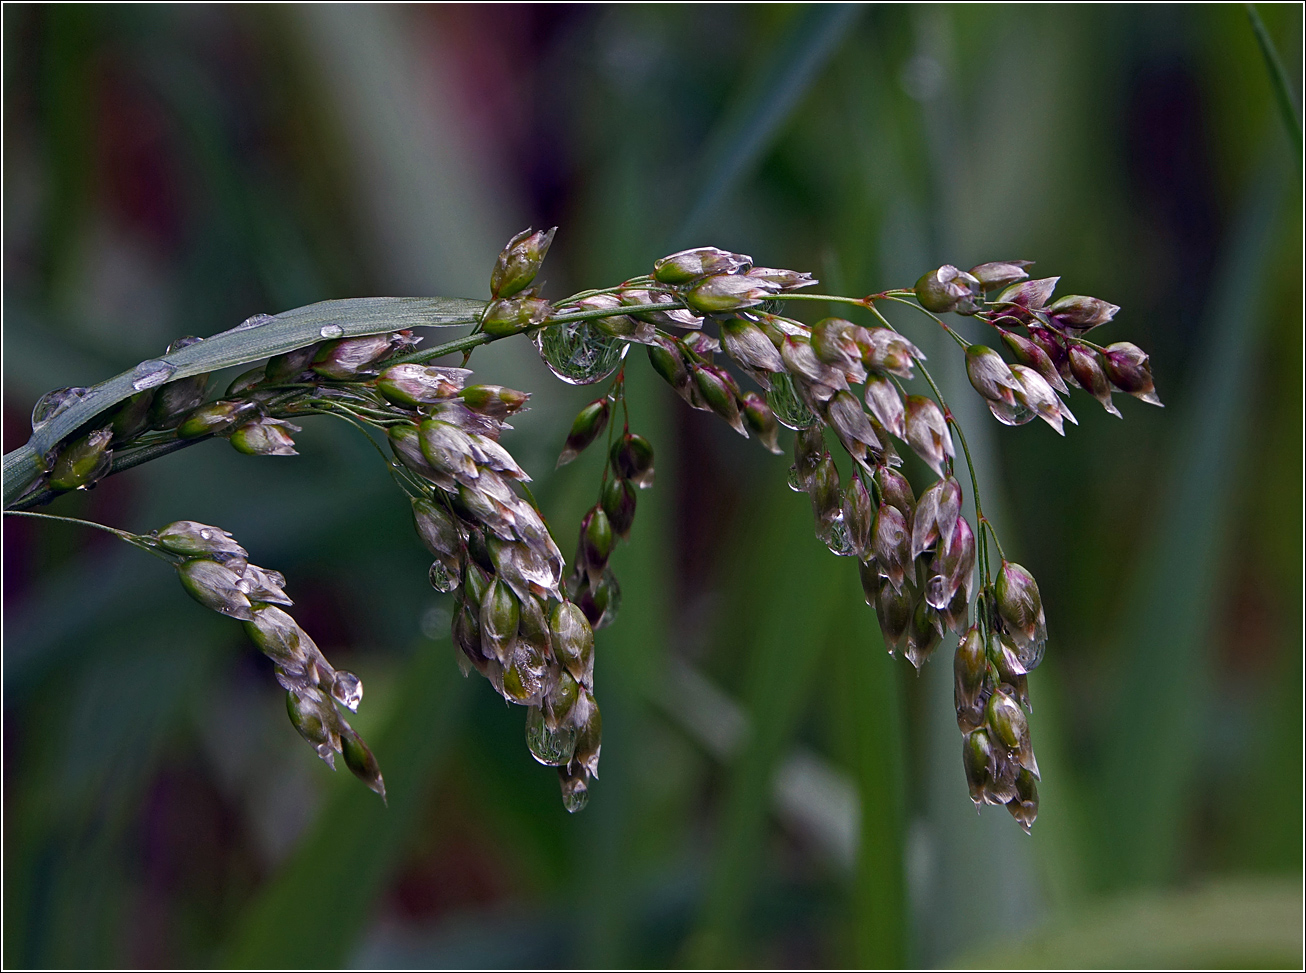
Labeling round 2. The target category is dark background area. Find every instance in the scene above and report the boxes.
[3,4,1301,968]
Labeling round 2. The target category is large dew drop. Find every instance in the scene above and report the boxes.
[30,387,87,433]
[821,516,856,557]
[428,561,458,593]
[223,312,275,335]
[319,323,344,338]
[132,359,177,391]
[534,320,628,385]
[525,705,577,766]
[767,372,818,430]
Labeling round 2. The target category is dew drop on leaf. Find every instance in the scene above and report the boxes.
[525,705,577,766]
[534,320,628,385]
[320,324,344,338]
[222,312,275,335]
[132,359,177,391]
[30,387,87,433]
[767,372,818,429]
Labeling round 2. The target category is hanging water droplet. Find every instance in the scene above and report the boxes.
[331,671,363,711]
[132,359,177,391]
[428,561,458,593]
[525,705,577,766]
[534,320,628,385]
[560,780,589,813]
[786,464,806,493]
[319,324,344,338]
[1017,638,1046,673]
[767,372,818,430]
[30,387,88,433]
[823,517,856,557]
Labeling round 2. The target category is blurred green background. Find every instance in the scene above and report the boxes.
[3,4,1301,968]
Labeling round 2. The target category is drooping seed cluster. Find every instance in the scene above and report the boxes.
[917,262,1162,426]
[954,561,1047,830]
[383,362,603,813]
[608,245,1164,831]
[155,519,384,798]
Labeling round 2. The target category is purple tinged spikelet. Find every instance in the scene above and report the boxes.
[998,328,1068,394]
[954,626,987,732]
[491,227,556,299]
[1067,344,1121,417]
[740,393,782,454]
[1009,364,1076,435]
[872,502,911,591]
[994,560,1047,658]
[1045,294,1119,336]
[692,364,748,436]
[915,265,982,314]
[903,395,953,476]
[1100,341,1162,406]
[968,260,1032,293]
[653,246,751,284]
[864,376,906,439]
[964,345,1020,404]
[720,317,785,376]
[995,276,1059,312]
[682,274,779,314]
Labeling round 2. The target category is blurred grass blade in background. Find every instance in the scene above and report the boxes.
[220,642,467,968]
[674,3,863,245]
[1245,3,1303,166]
[1099,169,1284,888]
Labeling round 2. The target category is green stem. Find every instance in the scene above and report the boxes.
[867,301,1001,571]
[7,437,213,512]
[389,300,691,368]
[1245,3,1303,166]
[314,408,422,499]
[769,292,870,308]
[3,508,173,561]
[875,294,971,351]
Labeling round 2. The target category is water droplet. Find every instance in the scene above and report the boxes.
[561,780,589,813]
[199,528,212,539]
[525,705,577,766]
[767,372,818,430]
[786,464,807,493]
[331,671,363,711]
[428,561,458,593]
[30,387,88,433]
[132,359,176,391]
[319,324,344,338]
[534,320,629,385]
[579,567,623,630]
[1017,638,1046,672]
[823,517,856,557]
[234,312,274,332]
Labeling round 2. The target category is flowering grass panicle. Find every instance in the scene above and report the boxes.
[7,227,1161,825]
